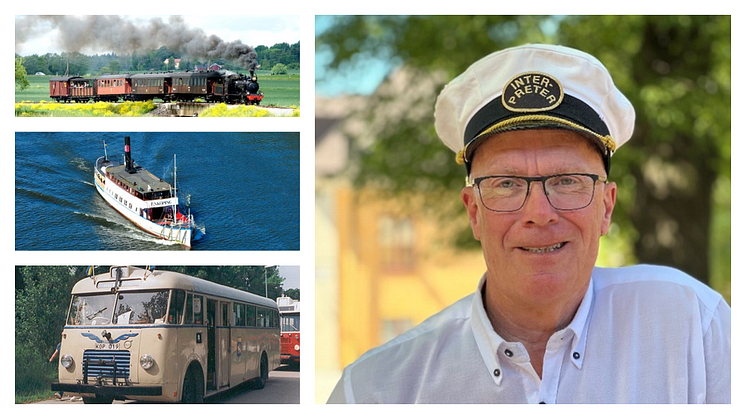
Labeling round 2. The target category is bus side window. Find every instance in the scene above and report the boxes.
[193,295,204,325]
[257,308,266,328]
[186,293,194,324]
[168,290,186,324]
[246,305,256,327]
[233,303,244,327]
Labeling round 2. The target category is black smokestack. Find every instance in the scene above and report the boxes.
[124,136,135,174]
[15,15,259,71]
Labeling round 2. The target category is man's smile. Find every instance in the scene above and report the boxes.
[518,241,568,254]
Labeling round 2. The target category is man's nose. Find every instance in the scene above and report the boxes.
[520,182,558,226]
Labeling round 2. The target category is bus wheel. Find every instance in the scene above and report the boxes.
[181,365,204,403]
[82,395,114,404]
[251,353,269,389]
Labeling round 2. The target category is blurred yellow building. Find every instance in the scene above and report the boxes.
[315,92,486,403]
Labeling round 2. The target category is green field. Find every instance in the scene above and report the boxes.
[15,73,300,115]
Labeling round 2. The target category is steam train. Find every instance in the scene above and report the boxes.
[49,70,264,105]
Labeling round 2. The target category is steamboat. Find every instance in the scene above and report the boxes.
[94,136,196,248]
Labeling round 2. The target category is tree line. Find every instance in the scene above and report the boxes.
[17,41,300,76]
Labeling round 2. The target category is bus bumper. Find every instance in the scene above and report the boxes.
[51,382,162,396]
[281,354,299,364]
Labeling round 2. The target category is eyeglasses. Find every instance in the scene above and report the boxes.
[468,173,607,212]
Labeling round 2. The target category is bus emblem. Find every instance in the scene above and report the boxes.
[82,332,139,343]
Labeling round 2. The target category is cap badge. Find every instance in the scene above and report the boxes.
[502,72,564,113]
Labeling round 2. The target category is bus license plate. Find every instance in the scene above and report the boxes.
[95,343,120,350]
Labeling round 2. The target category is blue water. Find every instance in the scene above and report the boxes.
[15,132,299,250]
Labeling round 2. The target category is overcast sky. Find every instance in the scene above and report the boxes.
[279,265,301,290]
[15,15,300,56]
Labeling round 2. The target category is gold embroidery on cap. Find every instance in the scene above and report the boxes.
[456,115,617,165]
[502,72,564,113]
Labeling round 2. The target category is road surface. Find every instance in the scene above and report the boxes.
[37,366,299,404]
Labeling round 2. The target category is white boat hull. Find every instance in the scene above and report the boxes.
[94,163,194,248]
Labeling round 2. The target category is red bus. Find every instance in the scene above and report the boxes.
[276,296,300,367]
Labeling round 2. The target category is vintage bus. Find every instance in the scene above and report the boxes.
[276,296,300,367]
[51,266,280,403]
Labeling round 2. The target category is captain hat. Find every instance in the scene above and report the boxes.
[434,44,635,173]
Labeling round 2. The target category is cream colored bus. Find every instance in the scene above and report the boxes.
[51,266,280,403]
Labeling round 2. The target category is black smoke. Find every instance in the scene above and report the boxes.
[15,15,258,71]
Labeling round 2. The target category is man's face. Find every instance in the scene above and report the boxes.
[461,129,616,307]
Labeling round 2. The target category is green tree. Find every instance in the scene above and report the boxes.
[272,63,288,75]
[315,15,731,286]
[15,56,29,90]
[284,288,301,300]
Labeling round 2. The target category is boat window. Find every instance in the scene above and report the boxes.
[113,290,169,325]
[68,294,116,326]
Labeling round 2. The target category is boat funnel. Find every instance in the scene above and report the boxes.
[124,136,136,173]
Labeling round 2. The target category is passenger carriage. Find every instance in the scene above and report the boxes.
[95,74,132,102]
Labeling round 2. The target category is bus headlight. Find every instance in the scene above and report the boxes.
[294,344,300,351]
[140,354,155,370]
[60,354,74,368]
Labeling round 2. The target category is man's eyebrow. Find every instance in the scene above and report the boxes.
[485,165,590,175]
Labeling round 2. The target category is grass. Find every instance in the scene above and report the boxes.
[15,73,300,115]
[15,343,58,404]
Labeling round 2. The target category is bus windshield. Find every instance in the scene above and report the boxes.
[68,294,116,325]
[281,313,300,332]
[67,291,171,325]
[113,291,169,325]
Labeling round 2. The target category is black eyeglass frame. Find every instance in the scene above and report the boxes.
[468,173,608,213]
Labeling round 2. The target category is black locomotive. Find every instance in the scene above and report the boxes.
[49,70,264,105]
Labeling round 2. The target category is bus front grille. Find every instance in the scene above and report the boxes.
[82,350,131,383]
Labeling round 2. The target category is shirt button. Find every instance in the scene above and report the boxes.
[504,349,513,357]
[573,352,580,359]
[493,368,500,377]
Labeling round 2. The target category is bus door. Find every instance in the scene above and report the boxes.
[219,302,231,388]
[206,299,217,391]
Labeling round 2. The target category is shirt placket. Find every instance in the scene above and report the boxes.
[535,329,574,404]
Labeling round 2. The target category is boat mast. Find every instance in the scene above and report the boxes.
[172,154,178,223]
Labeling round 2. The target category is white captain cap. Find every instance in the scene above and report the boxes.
[434,44,635,173]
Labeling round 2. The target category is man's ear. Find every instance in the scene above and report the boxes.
[461,186,481,240]
[600,181,617,235]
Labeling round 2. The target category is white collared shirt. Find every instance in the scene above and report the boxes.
[327,265,731,403]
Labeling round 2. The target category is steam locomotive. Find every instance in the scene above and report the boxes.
[49,70,264,105]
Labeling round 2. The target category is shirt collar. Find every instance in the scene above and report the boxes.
[470,273,596,383]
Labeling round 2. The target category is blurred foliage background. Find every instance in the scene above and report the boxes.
[315,15,730,301]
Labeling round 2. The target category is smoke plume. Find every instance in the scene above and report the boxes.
[15,15,258,70]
